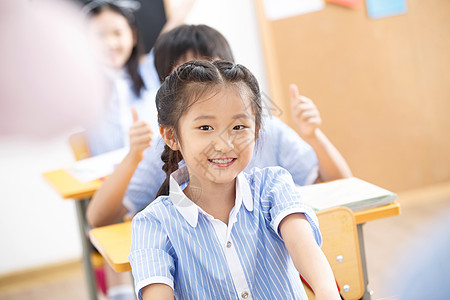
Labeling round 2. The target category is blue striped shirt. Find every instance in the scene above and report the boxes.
[129,166,321,300]
[124,116,319,215]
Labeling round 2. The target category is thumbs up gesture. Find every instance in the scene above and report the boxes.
[290,84,322,139]
[128,107,153,162]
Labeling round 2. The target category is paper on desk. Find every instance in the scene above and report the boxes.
[297,177,397,212]
[262,0,325,21]
[67,148,128,183]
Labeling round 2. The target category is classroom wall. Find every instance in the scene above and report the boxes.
[0,136,81,274]
[0,0,267,275]
[255,0,450,192]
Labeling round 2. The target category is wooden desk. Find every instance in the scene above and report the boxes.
[354,203,401,224]
[90,222,133,273]
[43,169,104,300]
[89,202,401,294]
[43,169,103,199]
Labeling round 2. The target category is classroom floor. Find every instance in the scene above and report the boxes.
[1,183,449,300]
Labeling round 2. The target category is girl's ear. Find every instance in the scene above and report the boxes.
[160,126,180,150]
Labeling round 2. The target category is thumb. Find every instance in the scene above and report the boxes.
[289,84,300,103]
[131,106,139,123]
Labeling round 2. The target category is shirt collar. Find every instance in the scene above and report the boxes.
[169,167,253,228]
[237,172,253,212]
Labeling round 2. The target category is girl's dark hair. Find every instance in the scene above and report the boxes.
[153,25,235,83]
[155,60,262,198]
[85,2,145,97]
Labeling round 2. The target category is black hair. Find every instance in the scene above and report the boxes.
[85,2,145,97]
[153,24,235,83]
[155,60,262,198]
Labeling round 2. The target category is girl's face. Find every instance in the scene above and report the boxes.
[89,9,135,69]
[174,86,257,187]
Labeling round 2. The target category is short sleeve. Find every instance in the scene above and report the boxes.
[257,167,322,246]
[267,117,319,186]
[128,207,175,299]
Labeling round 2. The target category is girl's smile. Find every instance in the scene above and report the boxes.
[208,157,237,167]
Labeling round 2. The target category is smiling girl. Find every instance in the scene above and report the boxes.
[129,60,340,300]
[82,1,159,156]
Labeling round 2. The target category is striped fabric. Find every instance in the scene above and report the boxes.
[86,50,161,156]
[124,116,319,215]
[129,166,321,300]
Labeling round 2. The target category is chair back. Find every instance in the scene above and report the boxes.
[69,132,91,161]
[303,206,364,300]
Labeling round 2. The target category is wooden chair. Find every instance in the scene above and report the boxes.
[303,206,364,300]
[69,131,91,161]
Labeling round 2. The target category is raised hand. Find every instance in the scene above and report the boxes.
[290,84,322,139]
[128,106,153,162]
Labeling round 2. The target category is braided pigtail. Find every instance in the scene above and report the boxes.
[155,144,183,198]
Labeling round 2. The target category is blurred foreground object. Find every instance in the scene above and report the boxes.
[0,0,108,136]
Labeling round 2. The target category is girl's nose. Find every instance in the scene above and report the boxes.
[213,134,234,153]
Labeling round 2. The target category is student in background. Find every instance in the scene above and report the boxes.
[83,2,194,299]
[86,24,352,228]
[83,0,158,156]
[83,0,194,156]
[129,60,340,299]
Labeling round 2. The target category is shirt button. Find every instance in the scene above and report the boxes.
[226,241,232,248]
[241,291,249,299]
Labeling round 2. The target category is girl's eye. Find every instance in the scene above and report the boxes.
[199,125,213,131]
[233,125,245,130]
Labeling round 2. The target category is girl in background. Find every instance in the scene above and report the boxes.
[84,0,158,156]
[83,0,194,156]
[129,60,340,300]
[82,1,194,299]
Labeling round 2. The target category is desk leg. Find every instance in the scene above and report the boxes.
[75,199,98,300]
[357,224,373,300]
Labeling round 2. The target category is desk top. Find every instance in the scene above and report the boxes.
[89,202,401,273]
[43,169,103,199]
[90,221,132,273]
